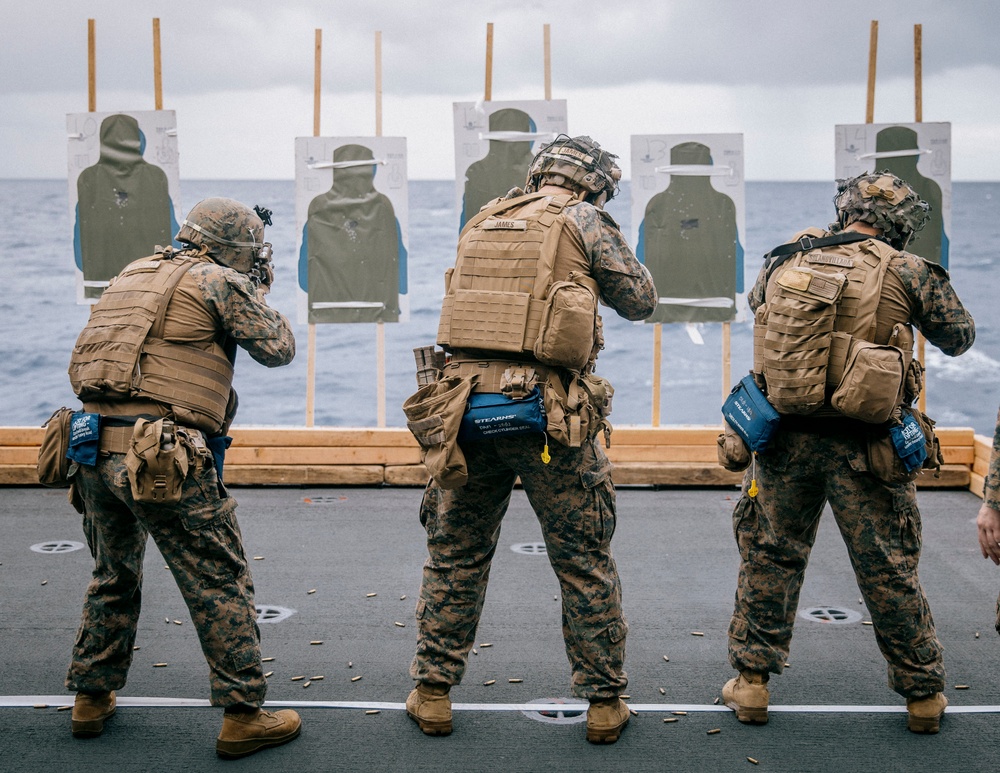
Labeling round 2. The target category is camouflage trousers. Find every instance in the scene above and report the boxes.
[728,429,945,698]
[410,434,628,700]
[65,453,266,707]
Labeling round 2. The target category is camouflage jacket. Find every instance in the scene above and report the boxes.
[986,406,1000,510]
[562,202,657,321]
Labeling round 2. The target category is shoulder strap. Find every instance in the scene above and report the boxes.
[149,257,200,339]
[762,231,875,283]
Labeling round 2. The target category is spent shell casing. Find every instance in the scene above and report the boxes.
[691,631,704,636]
[629,708,639,716]
[303,681,311,688]
[348,662,353,668]
[365,710,380,715]
[472,649,479,655]
[400,595,407,600]
[394,621,406,627]
[748,757,759,765]
[173,620,182,625]
[262,657,275,662]
[351,676,363,682]
[310,640,323,645]
[307,589,317,594]
[672,711,687,716]
[707,728,721,735]
[153,663,168,667]
[366,593,377,597]
[508,678,523,683]
[311,675,325,680]
[33,704,47,709]
[57,705,72,711]
[483,679,496,686]
[480,643,493,648]
[659,687,666,695]
[713,697,720,705]
[253,556,264,560]
[663,655,670,662]
[133,646,140,651]
[975,632,980,638]
[663,717,679,723]
[41,580,48,586]
[264,671,274,678]
[862,621,873,626]
[164,618,170,624]
[621,694,631,699]
[955,684,970,689]
[291,676,305,681]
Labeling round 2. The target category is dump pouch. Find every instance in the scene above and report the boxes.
[36,407,75,487]
[721,375,781,452]
[403,375,475,489]
[459,388,546,443]
[866,407,940,485]
[124,418,190,503]
[830,339,905,423]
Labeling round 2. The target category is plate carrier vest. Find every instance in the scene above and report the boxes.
[68,253,235,433]
[437,192,602,373]
[753,228,914,422]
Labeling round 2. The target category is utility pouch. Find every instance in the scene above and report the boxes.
[889,409,928,472]
[716,421,752,472]
[403,375,475,489]
[542,373,614,449]
[459,388,546,443]
[124,418,190,503]
[722,375,781,452]
[37,407,75,487]
[533,277,598,370]
[66,412,101,467]
[830,339,905,423]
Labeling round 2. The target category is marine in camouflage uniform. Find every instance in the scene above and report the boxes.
[408,137,656,744]
[65,198,301,758]
[974,404,1000,633]
[723,172,975,733]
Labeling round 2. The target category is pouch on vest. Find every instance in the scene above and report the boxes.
[66,412,101,467]
[403,375,475,489]
[37,407,75,487]
[722,375,781,452]
[533,278,598,370]
[830,339,905,423]
[124,418,190,504]
[459,388,546,443]
[542,373,614,449]
[760,267,846,414]
[866,407,940,485]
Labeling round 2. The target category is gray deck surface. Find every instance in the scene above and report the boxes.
[2,485,998,772]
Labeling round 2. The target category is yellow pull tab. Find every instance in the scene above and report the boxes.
[748,452,759,498]
[541,441,551,464]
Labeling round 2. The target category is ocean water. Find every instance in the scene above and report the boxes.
[2,179,998,434]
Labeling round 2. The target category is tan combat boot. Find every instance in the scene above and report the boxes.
[406,682,452,736]
[216,707,302,759]
[722,671,770,724]
[586,697,629,744]
[71,690,116,738]
[907,692,948,734]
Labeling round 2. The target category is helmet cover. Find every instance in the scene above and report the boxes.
[831,171,930,250]
[525,135,622,201]
[175,197,268,273]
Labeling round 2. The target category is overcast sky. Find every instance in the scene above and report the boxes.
[2,0,998,180]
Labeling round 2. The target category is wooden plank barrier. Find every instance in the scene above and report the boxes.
[0,425,979,490]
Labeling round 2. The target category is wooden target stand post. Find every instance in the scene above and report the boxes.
[865,20,930,415]
[305,30,389,428]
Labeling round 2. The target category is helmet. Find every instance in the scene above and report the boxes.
[832,171,930,250]
[524,135,622,201]
[175,198,269,274]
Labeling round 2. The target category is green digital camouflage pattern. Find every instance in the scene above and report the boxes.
[562,202,657,320]
[985,405,1000,510]
[410,435,628,699]
[732,238,973,699]
[185,261,295,366]
[66,455,265,707]
[66,255,294,706]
